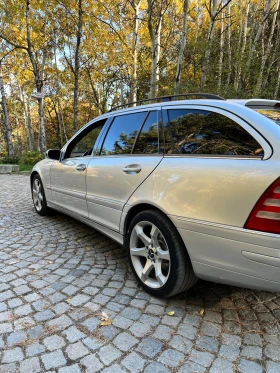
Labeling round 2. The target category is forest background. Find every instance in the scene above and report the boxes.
[0,0,279,168]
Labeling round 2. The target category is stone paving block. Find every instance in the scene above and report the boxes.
[80,354,104,372]
[62,326,86,343]
[44,335,66,351]
[264,344,280,361]
[102,364,126,373]
[81,317,99,332]
[68,294,90,307]
[210,358,234,373]
[113,332,138,351]
[47,314,73,331]
[58,364,81,373]
[0,363,18,373]
[7,331,27,347]
[168,335,193,353]
[2,347,24,363]
[98,345,122,365]
[238,359,263,373]
[19,357,41,373]
[266,361,280,373]
[189,349,215,368]
[179,362,206,373]
[120,306,142,321]
[157,348,184,368]
[65,341,89,360]
[26,343,46,357]
[41,350,67,370]
[144,362,171,373]
[121,351,145,372]
[136,337,163,358]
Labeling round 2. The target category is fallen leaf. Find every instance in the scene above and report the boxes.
[48,261,54,264]
[168,311,175,316]
[199,309,205,316]
[101,312,109,321]
[65,298,71,303]
[32,269,38,272]
[100,319,112,326]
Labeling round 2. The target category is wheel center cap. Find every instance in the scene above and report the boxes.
[148,247,156,259]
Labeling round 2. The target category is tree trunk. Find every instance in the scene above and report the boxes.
[200,0,219,91]
[25,0,47,156]
[226,2,232,87]
[174,0,188,94]
[0,64,14,157]
[147,0,165,98]
[73,0,83,133]
[239,0,273,92]
[254,0,280,96]
[19,85,34,150]
[130,0,141,103]
[217,8,225,92]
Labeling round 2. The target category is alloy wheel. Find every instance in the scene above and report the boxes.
[129,221,170,289]
[32,178,44,212]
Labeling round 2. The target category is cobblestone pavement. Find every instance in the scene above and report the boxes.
[0,174,279,373]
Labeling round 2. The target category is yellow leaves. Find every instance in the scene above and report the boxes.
[65,298,71,303]
[199,309,205,316]
[48,261,54,264]
[167,311,175,316]
[100,319,113,326]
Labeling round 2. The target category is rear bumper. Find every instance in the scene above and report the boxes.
[169,215,280,292]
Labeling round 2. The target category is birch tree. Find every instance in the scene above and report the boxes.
[174,0,189,94]
[0,62,14,157]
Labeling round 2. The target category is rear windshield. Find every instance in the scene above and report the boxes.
[255,110,280,125]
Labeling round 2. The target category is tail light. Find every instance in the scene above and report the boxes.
[244,178,280,234]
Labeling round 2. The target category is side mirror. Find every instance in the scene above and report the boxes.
[46,149,61,161]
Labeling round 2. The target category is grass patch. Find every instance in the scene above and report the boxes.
[19,164,33,172]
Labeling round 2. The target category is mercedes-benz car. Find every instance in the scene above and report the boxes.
[31,93,280,297]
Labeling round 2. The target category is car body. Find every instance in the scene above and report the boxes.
[31,95,280,296]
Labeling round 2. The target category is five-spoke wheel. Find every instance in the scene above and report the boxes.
[32,174,49,216]
[127,210,197,297]
[130,221,170,289]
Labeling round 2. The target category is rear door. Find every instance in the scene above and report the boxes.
[50,118,108,217]
[86,109,163,231]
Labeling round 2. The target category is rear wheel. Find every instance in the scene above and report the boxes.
[127,210,197,297]
[32,174,49,216]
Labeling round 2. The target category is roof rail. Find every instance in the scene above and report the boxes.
[109,92,225,112]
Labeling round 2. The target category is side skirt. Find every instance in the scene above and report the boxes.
[47,201,124,246]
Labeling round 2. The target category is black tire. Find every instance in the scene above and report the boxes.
[31,174,50,216]
[126,209,197,297]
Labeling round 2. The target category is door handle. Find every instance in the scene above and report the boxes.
[76,164,86,171]
[123,164,142,174]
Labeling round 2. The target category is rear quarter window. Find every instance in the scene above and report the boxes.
[165,109,264,157]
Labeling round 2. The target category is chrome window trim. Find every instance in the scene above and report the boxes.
[162,105,272,160]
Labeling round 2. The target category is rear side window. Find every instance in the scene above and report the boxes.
[133,111,158,154]
[101,112,147,155]
[165,109,264,157]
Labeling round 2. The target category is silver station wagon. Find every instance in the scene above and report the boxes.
[31,93,280,297]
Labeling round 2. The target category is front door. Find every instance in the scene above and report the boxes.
[50,118,108,217]
[86,110,163,231]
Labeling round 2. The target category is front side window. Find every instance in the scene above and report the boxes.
[101,112,147,155]
[165,109,263,157]
[65,119,107,158]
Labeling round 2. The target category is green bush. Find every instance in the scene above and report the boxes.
[19,151,42,166]
[0,156,20,164]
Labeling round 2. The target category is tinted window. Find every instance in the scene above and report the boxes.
[66,119,107,158]
[165,109,263,156]
[133,111,158,154]
[101,112,147,155]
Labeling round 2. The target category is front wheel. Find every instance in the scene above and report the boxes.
[32,174,49,216]
[127,210,197,297]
